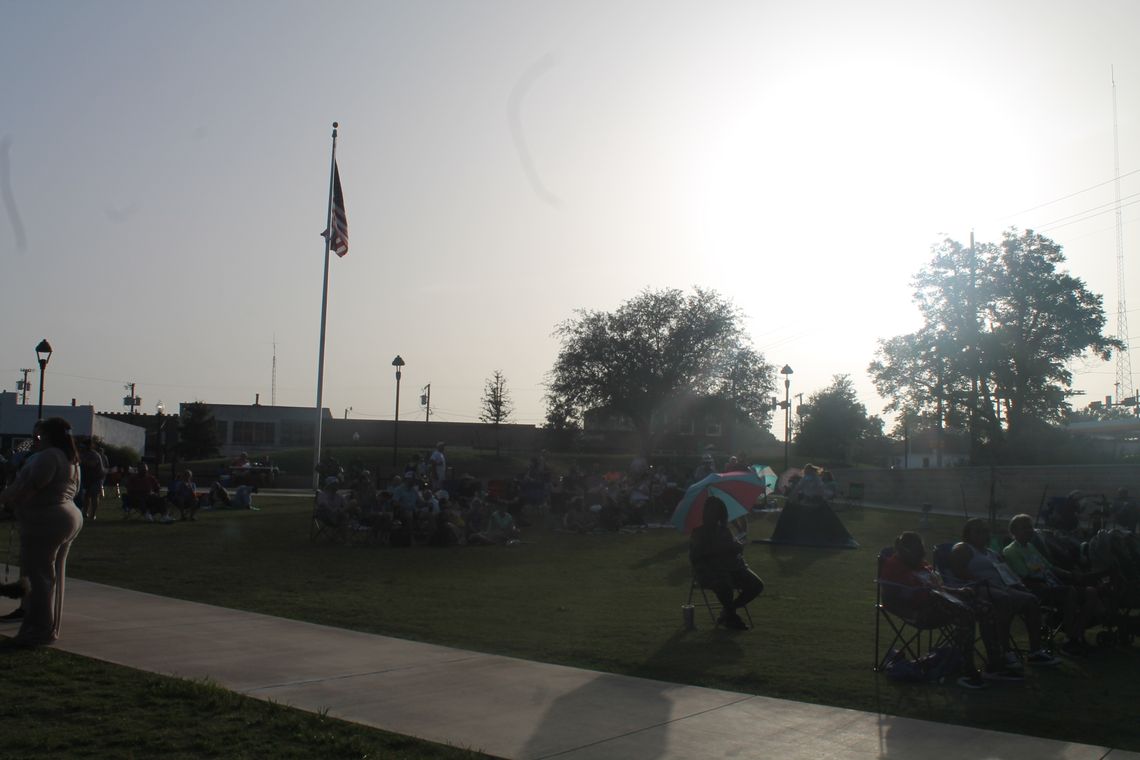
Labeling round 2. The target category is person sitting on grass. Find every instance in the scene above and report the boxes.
[880,531,993,688]
[689,496,764,631]
[949,518,1060,668]
[208,481,231,509]
[470,501,520,545]
[1003,513,1105,656]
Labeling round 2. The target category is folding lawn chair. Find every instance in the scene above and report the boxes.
[874,547,960,672]
[687,574,754,630]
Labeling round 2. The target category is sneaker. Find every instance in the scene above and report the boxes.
[1026,649,1061,666]
[983,667,1025,682]
[719,611,749,630]
[957,673,988,690]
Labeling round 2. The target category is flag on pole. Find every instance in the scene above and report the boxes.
[321,160,349,257]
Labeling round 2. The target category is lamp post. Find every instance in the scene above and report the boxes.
[780,364,793,471]
[35,339,52,421]
[391,355,405,466]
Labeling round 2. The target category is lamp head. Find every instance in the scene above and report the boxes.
[35,338,52,367]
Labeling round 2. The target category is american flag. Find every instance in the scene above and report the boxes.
[322,160,349,257]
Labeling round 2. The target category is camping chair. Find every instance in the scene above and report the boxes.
[687,573,754,630]
[874,547,960,672]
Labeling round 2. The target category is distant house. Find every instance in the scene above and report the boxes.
[0,391,145,454]
[891,428,969,469]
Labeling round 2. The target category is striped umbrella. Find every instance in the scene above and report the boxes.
[670,471,768,533]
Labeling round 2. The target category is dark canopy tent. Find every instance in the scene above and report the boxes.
[754,500,859,549]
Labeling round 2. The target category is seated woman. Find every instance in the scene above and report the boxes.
[880,531,991,688]
[1003,513,1104,656]
[689,497,764,631]
[470,501,521,545]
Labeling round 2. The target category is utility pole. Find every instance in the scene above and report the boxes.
[123,383,140,415]
[17,368,32,405]
[421,383,431,422]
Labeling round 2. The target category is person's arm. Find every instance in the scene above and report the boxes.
[0,452,55,507]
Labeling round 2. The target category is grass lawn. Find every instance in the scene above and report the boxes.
[56,496,1140,751]
[0,644,491,759]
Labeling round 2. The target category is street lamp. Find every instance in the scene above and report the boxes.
[35,339,52,421]
[391,355,405,466]
[780,364,793,471]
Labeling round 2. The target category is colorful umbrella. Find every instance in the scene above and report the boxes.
[749,464,778,492]
[670,471,768,533]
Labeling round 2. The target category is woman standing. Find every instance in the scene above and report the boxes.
[0,417,84,647]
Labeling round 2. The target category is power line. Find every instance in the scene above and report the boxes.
[995,167,1140,222]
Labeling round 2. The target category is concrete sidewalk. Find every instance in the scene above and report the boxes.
[4,580,1133,760]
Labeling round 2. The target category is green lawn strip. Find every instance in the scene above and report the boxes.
[64,499,1140,751]
[0,645,493,760]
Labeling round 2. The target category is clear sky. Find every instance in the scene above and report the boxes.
[2,1,1138,435]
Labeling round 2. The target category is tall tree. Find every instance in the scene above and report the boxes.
[796,375,877,464]
[546,287,775,454]
[869,229,1121,461]
[480,370,514,455]
[177,402,220,459]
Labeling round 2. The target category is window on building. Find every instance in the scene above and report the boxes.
[677,417,695,436]
[232,421,275,446]
[280,420,314,446]
[215,421,229,444]
[922,457,930,468]
[704,418,722,437]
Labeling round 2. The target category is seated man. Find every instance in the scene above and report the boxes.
[168,469,200,521]
[881,531,996,688]
[949,518,1059,667]
[689,497,764,631]
[122,463,160,518]
[1003,513,1104,656]
[315,477,351,539]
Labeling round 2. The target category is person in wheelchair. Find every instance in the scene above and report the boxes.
[881,531,1011,686]
[1003,514,1105,656]
[948,518,1060,667]
[689,497,764,631]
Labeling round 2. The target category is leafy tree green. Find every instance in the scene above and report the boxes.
[869,229,1121,461]
[546,287,775,454]
[177,402,220,460]
[796,375,879,464]
[479,370,514,455]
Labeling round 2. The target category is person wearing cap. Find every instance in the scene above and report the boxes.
[429,442,447,489]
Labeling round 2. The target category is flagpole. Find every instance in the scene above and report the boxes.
[312,121,339,492]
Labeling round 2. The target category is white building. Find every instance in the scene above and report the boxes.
[0,391,145,453]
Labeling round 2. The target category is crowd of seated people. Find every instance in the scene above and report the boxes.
[312,460,525,548]
[880,501,1140,689]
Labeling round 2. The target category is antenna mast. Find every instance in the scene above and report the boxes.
[1112,68,1135,404]
[271,335,278,407]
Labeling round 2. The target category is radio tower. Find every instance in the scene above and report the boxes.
[271,335,278,407]
[1112,68,1135,405]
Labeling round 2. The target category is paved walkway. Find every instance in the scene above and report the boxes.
[2,580,1133,760]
